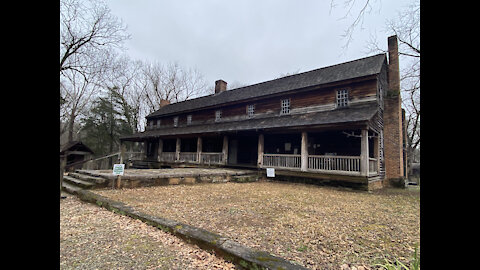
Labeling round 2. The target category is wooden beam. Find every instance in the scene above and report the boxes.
[257,134,264,167]
[301,131,308,171]
[197,137,202,163]
[222,135,229,165]
[360,129,369,176]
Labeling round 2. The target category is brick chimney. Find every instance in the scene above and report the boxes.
[215,80,227,94]
[160,99,170,108]
[383,35,406,186]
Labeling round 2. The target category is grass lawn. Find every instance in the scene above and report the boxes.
[93,181,420,269]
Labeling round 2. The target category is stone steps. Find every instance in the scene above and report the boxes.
[62,170,110,194]
[63,175,96,189]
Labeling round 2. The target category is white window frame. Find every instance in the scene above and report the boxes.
[173,116,179,127]
[246,104,255,118]
[336,89,349,108]
[215,110,222,122]
[280,98,290,115]
[187,114,192,125]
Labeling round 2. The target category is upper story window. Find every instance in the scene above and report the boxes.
[246,104,255,118]
[187,114,192,125]
[280,98,290,115]
[173,116,179,127]
[215,110,222,122]
[336,89,348,108]
[148,120,154,130]
[156,119,161,128]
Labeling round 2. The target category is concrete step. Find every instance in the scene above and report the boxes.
[68,172,107,185]
[62,181,82,194]
[63,175,96,189]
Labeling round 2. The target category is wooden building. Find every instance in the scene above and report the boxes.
[60,141,94,172]
[120,36,407,189]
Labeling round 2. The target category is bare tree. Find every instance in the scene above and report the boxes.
[60,0,130,144]
[139,61,208,115]
[60,68,103,143]
[60,0,130,78]
[365,1,420,164]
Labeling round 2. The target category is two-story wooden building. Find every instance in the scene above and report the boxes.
[120,36,407,189]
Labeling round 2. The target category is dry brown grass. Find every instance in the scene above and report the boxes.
[94,181,420,269]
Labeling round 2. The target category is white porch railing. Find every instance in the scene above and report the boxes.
[200,152,223,164]
[308,155,360,174]
[178,152,197,163]
[160,152,176,162]
[263,154,301,169]
[369,158,378,174]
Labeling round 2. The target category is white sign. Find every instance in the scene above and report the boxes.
[266,168,275,177]
[113,164,125,176]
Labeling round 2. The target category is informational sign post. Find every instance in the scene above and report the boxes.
[266,168,275,178]
[113,164,125,176]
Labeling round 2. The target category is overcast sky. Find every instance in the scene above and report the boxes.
[105,0,412,90]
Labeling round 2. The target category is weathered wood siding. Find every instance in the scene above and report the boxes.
[148,78,378,129]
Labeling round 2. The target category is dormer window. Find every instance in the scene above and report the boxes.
[336,89,348,108]
[187,114,192,125]
[280,98,290,115]
[246,104,255,118]
[173,116,179,127]
[215,110,222,122]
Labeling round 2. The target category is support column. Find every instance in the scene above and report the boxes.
[222,135,229,165]
[257,134,264,167]
[301,131,308,171]
[157,138,163,162]
[175,138,181,162]
[116,142,126,189]
[373,134,380,173]
[360,129,369,176]
[197,137,202,163]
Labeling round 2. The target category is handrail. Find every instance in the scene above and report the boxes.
[64,151,120,169]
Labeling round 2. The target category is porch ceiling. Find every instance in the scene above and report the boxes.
[120,102,378,141]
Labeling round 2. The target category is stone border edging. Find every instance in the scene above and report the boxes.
[74,189,308,270]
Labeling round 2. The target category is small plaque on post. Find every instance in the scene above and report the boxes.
[113,164,125,176]
[266,168,275,177]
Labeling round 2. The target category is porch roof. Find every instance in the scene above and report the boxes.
[121,102,378,141]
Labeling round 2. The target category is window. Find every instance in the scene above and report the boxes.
[336,89,348,108]
[156,119,161,128]
[148,120,153,130]
[187,114,192,125]
[246,104,255,118]
[215,110,222,122]
[280,98,290,115]
[173,116,179,127]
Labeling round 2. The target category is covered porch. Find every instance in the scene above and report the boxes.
[122,127,380,178]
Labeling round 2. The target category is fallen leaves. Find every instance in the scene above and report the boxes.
[93,182,420,269]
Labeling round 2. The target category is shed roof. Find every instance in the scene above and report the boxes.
[60,141,94,155]
[146,53,386,118]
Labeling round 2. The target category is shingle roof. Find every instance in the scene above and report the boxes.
[147,53,386,118]
[121,102,378,141]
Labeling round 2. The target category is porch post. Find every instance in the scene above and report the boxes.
[222,135,229,165]
[175,138,181,162]
[197,137,202,163]
[373,134,380,173]
[143,141,148,160]
[301,131,308,171]
[360,129,369,176]
[257,134,264,167]
[157,138,163,162]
